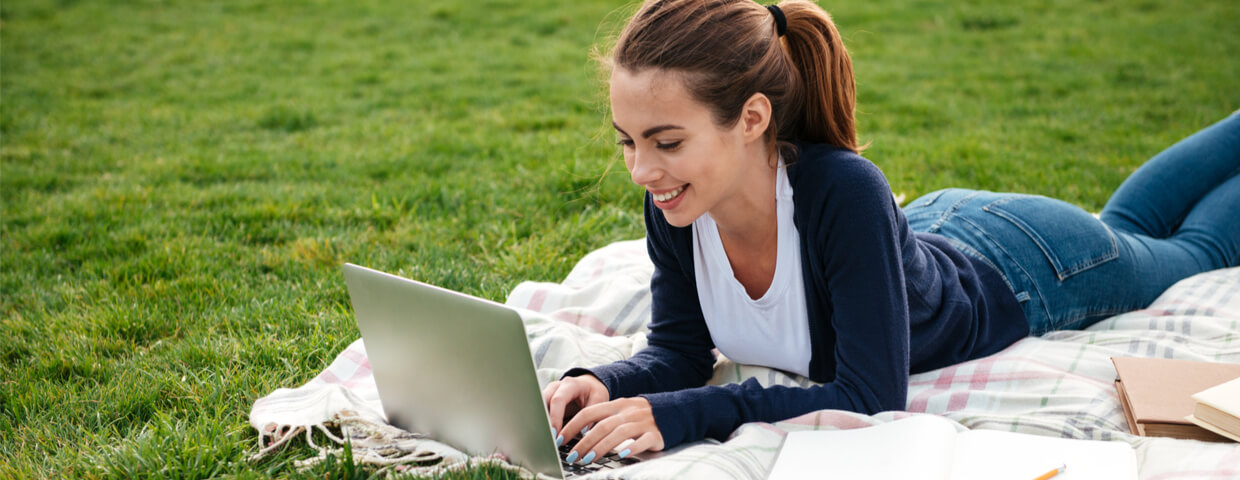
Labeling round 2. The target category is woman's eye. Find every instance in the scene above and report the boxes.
[616,138,635,148]
[656,141,682,151]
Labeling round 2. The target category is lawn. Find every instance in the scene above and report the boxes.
[2,0,1237,478]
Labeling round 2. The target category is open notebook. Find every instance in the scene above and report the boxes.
[767,415,1136,480]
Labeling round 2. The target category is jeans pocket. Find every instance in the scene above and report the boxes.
[911,189,950,207]
[984,195,1118,281]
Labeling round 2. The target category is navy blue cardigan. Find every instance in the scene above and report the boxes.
[569,143,1028,448]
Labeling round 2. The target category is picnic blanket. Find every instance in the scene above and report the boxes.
[250,239,1240,479]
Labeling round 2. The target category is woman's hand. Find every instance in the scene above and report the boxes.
[542,374,610,442]
[558,397,665,464]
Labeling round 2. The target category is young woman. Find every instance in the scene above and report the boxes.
[542,0,1240,465]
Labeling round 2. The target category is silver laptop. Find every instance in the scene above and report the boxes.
[343,263,644,478]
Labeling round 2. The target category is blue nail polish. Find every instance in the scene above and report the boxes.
[618,449,631,459]
[555,434,563,447]
[581,451,596,464]
[565,451,579,463]
[581,426,590,436]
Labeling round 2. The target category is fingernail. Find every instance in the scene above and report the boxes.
[565,451,579,463]
[581,426,590,436]
[555,434,563,447]
[581,451,596,464]
[618,448,631,459]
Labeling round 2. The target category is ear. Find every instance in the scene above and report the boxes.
[739,92,773,144]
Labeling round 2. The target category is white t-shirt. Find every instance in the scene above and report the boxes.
[691,165,812,378]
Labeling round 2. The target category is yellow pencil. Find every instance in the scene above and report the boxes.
[1032,464,1067,480]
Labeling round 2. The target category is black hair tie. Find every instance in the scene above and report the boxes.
[767,4,787,37]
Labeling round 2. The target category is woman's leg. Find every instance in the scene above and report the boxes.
[907,187,1234,335]
[1100,112,1240,239]
[1101,111,1240,276]
[905,113,1240,334]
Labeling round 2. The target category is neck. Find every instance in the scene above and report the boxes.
[709,148,779,249]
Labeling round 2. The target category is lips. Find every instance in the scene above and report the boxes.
[651,185,686,202]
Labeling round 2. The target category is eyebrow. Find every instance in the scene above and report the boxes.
[612,122,684,139]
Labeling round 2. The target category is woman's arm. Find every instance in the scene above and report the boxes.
[560,152,912,455]
[604,152,913,449]
[564,193,717,396]
[545,193,717,445]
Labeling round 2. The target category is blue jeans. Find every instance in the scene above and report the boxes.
[905,112,1240,335]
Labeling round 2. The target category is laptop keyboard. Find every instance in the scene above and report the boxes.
[559,437,640,477]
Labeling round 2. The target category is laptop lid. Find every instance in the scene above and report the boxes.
[343,263,563,477]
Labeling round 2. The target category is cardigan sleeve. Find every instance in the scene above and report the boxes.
[637,152,913,448]
[563,193,717,398]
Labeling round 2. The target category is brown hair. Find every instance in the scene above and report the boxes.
[608,0,862,159]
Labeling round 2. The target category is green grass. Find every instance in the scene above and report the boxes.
[2,0,1237,478]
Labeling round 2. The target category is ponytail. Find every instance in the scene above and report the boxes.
[611,0,862,160]
[780,1,862,153]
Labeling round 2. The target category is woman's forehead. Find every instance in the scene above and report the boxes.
[610,68,706,129]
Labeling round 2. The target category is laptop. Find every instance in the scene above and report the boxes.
[342,263,646,478]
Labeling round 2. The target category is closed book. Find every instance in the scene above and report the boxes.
[1111,356,1240,442]
[1187,377,1240,443]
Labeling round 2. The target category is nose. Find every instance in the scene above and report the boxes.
[627,148,661,186]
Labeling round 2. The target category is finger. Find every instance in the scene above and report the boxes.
[564,409,626,462]
[579,421,648,463]
[552,380,606,440]
[566,397,663,463]
[546,385,576,435]
[622,431,665,457]
[570,397,656,458]
[560,400,619,449]
[541,381,559,405]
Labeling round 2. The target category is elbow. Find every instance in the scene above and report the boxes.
[882,388,908,413]
[842,376,907,415]
[688,350,716,385]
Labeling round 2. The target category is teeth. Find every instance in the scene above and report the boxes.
[653,185,685,202]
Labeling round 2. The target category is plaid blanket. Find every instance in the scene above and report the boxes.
[250,239,1240,479]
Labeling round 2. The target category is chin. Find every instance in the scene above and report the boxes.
[661,212,699,228]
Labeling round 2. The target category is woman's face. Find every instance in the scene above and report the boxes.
[610,68,756,228]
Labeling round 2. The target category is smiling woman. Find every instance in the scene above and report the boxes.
[2,0,1237,477]
[611,68,771,230]
[541,0,1240,468]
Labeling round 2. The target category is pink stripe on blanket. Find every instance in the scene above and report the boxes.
[342,347,370,368]
[551,311,615,336]
[590,257,606,282]
[908,366,954,412]
[908,370,1073,388]
[970,357,994,390]
[907,356,1107,412]
[752,423,789,436]
[527,289,548,312]
[314,349,372,387]
[1133,299,1239,318]
[778,410,915,429]
[316,369,343,385]
[944,358,996,410]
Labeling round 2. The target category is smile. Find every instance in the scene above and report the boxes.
[651,185,686,202]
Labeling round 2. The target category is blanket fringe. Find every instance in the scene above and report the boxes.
[250,410,545,478]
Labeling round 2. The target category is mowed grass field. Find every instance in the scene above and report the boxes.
[2,0,1237,478]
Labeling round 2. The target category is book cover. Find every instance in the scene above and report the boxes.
[1187,377,1240,443]
[1110,356,1240,442]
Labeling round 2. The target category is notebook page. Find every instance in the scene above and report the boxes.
[951,430,1137,480]
[767,416,956,479]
